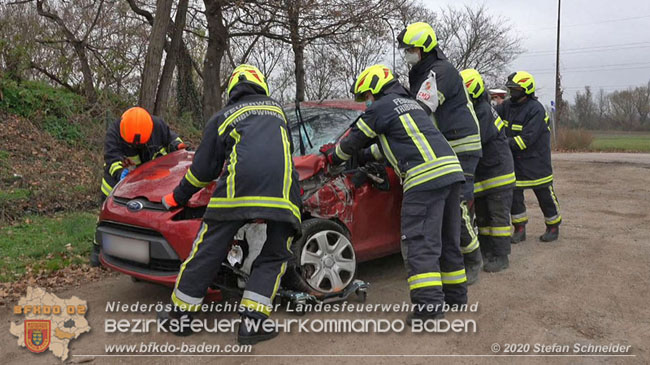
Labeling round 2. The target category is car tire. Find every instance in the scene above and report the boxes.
[283,219,357,297]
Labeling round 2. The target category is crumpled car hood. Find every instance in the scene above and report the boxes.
[112,150,326,206]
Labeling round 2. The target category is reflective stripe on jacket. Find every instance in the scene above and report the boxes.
[408,48,482,158]
[472,97,515,197]
[332,82,465,193]
[496,97,553,188]
[173,86,301,231]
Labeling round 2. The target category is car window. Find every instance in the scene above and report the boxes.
[285,107,362,156]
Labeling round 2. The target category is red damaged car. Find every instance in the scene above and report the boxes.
[96,100,403,298]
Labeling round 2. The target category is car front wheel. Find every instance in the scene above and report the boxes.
[283,219,356,297]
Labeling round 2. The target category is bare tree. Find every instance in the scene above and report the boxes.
[573,86,596,128]
[34,0,102,103]
[139,0,173,112]
[632,82,650,127]
[238,0,402,102]
[433,5,523,85]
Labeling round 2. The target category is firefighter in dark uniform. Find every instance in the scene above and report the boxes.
[460,69,516,272]
[322,64,467,322]
[397,22,483,284]
[101,106,185,198]
[496,71,561,242]
[159,64,301,344]
[93,107,184,265]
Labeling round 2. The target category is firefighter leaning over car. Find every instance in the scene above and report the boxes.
[460,69,516,272]
[158,64,302,345]
[397,22,483,284]
[101,106,185,199]
[322,64,467,323]
[496,71,561,243]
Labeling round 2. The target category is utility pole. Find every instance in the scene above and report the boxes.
[554,0,562,134]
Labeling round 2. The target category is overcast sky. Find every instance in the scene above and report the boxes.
[424,0,650,107]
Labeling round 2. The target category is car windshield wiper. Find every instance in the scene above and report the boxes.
[293,101,314,155]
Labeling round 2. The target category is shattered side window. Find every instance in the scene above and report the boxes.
[286,107,361,156]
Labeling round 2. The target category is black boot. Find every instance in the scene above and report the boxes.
[90,244,100,267]
[157,307,195,336]
[540,226,559,242]
[238,315,278,345]
[464,250,483,285]
[483,255,509,273]
[406,311,445,326]
[511,225,526,244]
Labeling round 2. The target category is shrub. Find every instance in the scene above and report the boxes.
[554,128,594,151]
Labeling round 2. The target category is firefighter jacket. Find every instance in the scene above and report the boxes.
[102,116,183,196]
[172,84,302,232]
[496,96,553,188]
[331,82,465,193]
[408,48,482,157]
[472,96,515,197]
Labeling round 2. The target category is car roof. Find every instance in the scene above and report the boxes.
[286,99,366,111]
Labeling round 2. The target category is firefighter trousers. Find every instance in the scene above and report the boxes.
[458,155,480,260]
[476,189,513,258]
[511,184,562,227]
[171,219,294,318]
[402,183,467,314]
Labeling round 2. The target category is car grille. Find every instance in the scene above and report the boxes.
[113,197,166,211]
[96,222,182,276]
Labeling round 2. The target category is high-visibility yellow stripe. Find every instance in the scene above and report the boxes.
[511,124,523,131]
[171,292,201,312]
[218,106,285,136]
[478,226,490,235]
[408,272,442,290]
[227,128,241,198]
[464,86,480,134]
[399,114,436,161]
[370,144,383,161]
[127,155,141,166]
[405,156,459,181]
[516,174,553,188]
[174,223,209,304]
[494,117,505,132]
[490,226,512,237]
[109,161,124,176]
[378,135,401,176]
[514,136,526,150]
[441,269,467,284]
[240,298,272,316]
[356,118,377,138]
[460,201,479,254]
[550,185,561,212]
[185,169,211,188]
[503,119,510,127]
[280,127,292,200]
[511,212,528,224]
[268,236,293,309]
[545,215,562,225]
[403,157,463,192]
[448,134,482,154]
[208,196,301,221]
[101,178,113,196]
[153,147,168,159]
[408,272,441,282]
[335,144,351,161]
[474,172,516,194]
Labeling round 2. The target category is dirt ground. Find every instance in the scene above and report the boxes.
[1,153,649,364]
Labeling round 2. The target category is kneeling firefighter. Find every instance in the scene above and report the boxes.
[160,64,302,344]
[322,64,467,322]
[397,22,483,284]
[460,69,515,272]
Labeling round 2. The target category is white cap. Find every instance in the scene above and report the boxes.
[489,88,507,95]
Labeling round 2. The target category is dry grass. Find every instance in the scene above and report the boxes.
[554,128,594,151]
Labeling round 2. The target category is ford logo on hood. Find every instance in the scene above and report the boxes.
[126,200,144,212]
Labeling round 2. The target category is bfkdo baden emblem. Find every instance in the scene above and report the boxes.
[24,320,51,353]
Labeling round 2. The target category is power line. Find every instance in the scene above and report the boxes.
[519,41,650,57]
[536,14,650,31]
[526,61,650,74]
